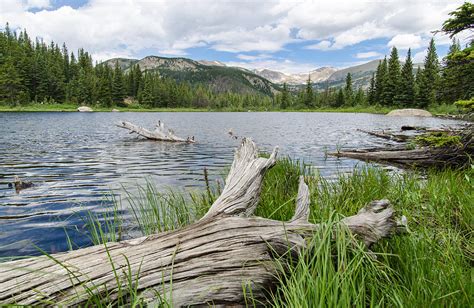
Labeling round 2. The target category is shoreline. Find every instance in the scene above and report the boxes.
[0,104,394,114]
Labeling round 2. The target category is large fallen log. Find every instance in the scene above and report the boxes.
[335,126,473,169]
[117,120,195,143]
[0,139,403,306]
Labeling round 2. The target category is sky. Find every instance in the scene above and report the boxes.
[0,0,469,74]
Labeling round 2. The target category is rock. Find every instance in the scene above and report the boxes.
[112,109,120,112]
[77,106,93,112]
[387,109,432,117]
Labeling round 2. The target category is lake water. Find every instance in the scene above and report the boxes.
[0,112,461,257]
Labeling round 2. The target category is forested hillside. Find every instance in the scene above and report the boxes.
[0,3,472,111]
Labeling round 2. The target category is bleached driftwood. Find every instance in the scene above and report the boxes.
[117,120,195,143]
[0,139,403,306]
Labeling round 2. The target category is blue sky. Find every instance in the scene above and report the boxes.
[1,0,465,73]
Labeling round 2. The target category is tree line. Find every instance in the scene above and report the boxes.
[0,24,273,110]
[0,3,472,110]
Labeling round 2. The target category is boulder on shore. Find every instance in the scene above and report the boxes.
[77,106,93,112]
[112,108,120,112]
[386,109,432,117]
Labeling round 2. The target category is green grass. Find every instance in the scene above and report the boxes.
[42,158,474,306]
[0,102,394,114]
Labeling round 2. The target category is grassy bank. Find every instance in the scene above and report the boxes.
[0,103,414,114]
[66,157,472,306]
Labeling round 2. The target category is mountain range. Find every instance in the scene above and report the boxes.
[104,56,412,94]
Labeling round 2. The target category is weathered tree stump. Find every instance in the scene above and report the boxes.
[117,120,195,143]
[0,139,402,306]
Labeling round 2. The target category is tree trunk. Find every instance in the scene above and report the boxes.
[0,139,402,306]
[117,120,195,143]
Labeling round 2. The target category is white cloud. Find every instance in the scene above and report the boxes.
[355,51,383,59]
[388,34,424,50]
[306,40,333,51]
[0,0,466,62]
[236,54,272,61]
[413,50,428,64]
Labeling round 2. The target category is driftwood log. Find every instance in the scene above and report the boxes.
[336,126,473,169]
[117,120,195,143]
[0,139,403,306]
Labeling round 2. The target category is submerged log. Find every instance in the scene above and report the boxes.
[0,139,403,306]
[117,120,195,143]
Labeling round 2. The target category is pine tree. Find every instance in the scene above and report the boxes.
[334,88,345,107]
[281,82,290,109]
[344,73,353,106]
[368,73,376,105]
[416,38,440,108]
[374,58,387,104]
[395,48,415,107]
[384,47,401,106]
[111,62,125,104]
[304,76,314,108]
[0,58,25,105]
[354,87,365,106]
[138,73,154,106]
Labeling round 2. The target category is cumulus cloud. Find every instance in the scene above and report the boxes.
[0,0,466,62]
[355,51,383,59]
[388,34,424,50]
[413,50,428,64]
[306,40,333,51]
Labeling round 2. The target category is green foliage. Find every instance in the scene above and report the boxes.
[415,132,462,148]
[374,57,387,104]
[416,38,440,108]
[270,165,473,307]
[344,73,353,106]
[454,97,474,111]
[395,48,415,107]
[384,47,401,106]
[441,2,474,38]
[56,157,472,306]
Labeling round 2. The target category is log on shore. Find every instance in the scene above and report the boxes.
[117,120,195,143]
[333,128,473,169]
[0,139,404,306]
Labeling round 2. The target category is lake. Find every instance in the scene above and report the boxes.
[0,112,461,257]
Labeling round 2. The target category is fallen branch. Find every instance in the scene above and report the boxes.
[358,129,411,143]
[0,139,403,306]
[117,120,195,143]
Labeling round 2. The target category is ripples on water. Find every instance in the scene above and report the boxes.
[0,112,461,256]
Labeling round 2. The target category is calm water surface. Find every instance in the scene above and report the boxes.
[0,112,461,256]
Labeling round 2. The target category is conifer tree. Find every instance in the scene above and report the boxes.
[111,62,125,104]
[416,38,439,107]
[368,73,376,105]
[344,73,353,106]
[384,47,401,106]
[374,58,387,104]
[304,76,314,108]
[334,88,345,107]
[0,58,25,105]
[281,82,290,109]
[395,48,415,106]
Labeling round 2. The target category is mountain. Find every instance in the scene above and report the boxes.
[326,60,380,82]
[253,67,337,85]
[103,56,277,96]
[105,58,139,70]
